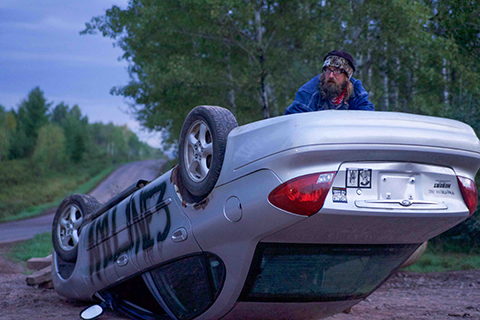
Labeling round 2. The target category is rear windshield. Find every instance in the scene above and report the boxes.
[240,243,419,302]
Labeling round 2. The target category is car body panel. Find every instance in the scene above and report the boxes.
[180,169,306,320]
[53,175,202,300]
[217,111,480,186]
[52,111,480,319]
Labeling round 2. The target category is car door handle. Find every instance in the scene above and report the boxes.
[171,228,188,242]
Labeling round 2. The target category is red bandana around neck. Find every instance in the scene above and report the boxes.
[331,88,346,106]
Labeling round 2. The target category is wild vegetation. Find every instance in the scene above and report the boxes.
[82,1,480,253]
[0,87,162,221]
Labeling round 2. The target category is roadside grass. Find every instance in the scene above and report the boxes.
[402,247,480,272]
[0,161,119,223]
[6,232,53,263]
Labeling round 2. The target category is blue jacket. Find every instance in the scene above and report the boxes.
[284,75,375,114]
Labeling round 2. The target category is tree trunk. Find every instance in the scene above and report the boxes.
[255,1,270,119]
[225,50,236,113]
[383,42,389,111]
[443,58,449,105]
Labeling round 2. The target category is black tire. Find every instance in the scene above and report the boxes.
[52,194,100,262]
[178,105,238,199]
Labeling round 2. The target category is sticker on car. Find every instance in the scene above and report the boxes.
[332,187,347,203]
[346,169,372,188]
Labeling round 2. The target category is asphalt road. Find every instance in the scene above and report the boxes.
[0,159,167,244]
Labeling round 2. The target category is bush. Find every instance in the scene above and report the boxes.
[429,212,480,253]
[0,159,35,185]
[32,124,67,174]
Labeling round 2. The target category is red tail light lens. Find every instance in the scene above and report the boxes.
[268,172,336,216]
[457,176,478,216]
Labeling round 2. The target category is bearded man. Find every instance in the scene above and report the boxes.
[284,50,374,114]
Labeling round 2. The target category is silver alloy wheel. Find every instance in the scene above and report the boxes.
[184,119,213,182]
[57,204,83,252]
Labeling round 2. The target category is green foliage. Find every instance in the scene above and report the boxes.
[6,232,53,262]
[0,127,10,161]
[0,85,160,221]
[0,158,115,222]
[82,0,480,144]
[82,0,346,147]
[402,246,480,273]
[12,87,51,158]
[2,87,158,171]
[0,105,12,161]
[32,124,67,174]
[0,158,35,185]
[0,163,118,223]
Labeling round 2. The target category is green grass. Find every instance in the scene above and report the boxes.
[6,232,53,263]
[0,161,120,223]
[402,248,480,272]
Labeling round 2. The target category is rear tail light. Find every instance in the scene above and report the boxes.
[457,176,478,216]
[268,172,336,216]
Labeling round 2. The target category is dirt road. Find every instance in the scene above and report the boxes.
[0,159,166,244]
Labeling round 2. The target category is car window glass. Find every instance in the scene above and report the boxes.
[147,253,225,320]
[241,243,419,302]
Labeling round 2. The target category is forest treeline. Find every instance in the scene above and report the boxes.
[82,0,480,252]
[0,87,158,181]
[83,0,480,147]
[0,87,161,220]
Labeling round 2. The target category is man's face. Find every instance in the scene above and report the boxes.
[324,67,347,86]
[321,67,348,99]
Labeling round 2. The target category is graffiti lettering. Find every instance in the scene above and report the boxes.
[87,180,172,280]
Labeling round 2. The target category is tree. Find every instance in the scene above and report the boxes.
[82,0,341,147]
[14,87,51,157]
[0,105,11,161]
[83,0,480,148]
[422,0,480,132]
[51,102,69,125]
[52,103,89,163]
[32,124,67,174]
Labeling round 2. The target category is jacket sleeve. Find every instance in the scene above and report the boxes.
[352,92,375,110]
[350,79,375,111]
[284,100,312,115]
[284,76,319,115]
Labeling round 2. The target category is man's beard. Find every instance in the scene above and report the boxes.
[320,74,348,100]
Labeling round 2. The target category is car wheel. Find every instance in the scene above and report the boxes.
[52,194,101,262]
[179,106,238,200]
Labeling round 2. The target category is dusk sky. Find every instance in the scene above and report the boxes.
[0,0,163,147]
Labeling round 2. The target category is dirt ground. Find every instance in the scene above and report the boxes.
[1,242,479,320]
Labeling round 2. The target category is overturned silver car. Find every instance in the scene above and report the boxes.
[52,107,480,320]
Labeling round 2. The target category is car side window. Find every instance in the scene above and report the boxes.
[146,253,225,320]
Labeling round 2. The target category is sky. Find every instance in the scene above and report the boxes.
[0,0,163,148]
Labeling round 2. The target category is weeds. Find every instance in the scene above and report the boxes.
[402,246,480,272]
[0,159,119,222]
[6,232,53,262]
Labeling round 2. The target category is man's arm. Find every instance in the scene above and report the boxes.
[284,76,320,115]
[352,91,375,110]
[284,101,313,115]
[350,78,375,111]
